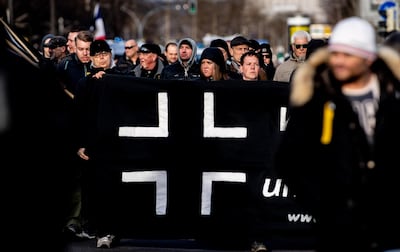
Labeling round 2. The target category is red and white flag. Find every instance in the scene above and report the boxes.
[93,3,106,40]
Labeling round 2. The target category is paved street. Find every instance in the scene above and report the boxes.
[63,239,316,252]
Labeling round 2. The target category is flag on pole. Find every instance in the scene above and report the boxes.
[0,18,40,68]
[93,3,106,40]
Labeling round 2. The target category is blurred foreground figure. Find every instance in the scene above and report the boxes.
[383,31,400,53]
[1,19,65,251]
[275,16,400,252]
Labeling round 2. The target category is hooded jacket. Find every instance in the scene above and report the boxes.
[275,46,400,251]
[160,37,200,80]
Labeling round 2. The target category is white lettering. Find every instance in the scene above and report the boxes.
[262,178,289,197]
[287,213,315,223]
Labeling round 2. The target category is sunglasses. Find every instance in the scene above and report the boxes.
[125,46,135,49]
[294,44,308,49]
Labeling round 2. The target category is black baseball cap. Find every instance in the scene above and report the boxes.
[230,36,251,47]
[139,43,161,55]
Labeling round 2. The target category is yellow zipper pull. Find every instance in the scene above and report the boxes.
[320,101,335,145]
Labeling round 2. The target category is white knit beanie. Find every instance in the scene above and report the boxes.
[328,16,377,60]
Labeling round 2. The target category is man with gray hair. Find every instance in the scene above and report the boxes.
[273,30,311,82]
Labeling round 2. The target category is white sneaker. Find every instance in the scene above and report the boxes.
[251,241,268,252]
[96,234,115,248]
[79,230,95,240]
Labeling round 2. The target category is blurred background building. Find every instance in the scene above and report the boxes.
[1,0,398,55]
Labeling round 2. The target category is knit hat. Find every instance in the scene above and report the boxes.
[260,43,272,58]
[177,37,197,67]
[179,39,193,49]
[210,39,230,56]
[200,47,226,73]
[328,16,377,60]
[90,39,111,56]
[248,39,260,51]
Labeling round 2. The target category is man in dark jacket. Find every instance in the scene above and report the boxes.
[275,17,400,252]
[55,30,94,240]
[133,43,164,79]
[160,37,200,80]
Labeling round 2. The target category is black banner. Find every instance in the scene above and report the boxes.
[86,75,315,249]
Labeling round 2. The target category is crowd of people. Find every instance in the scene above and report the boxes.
[32,16,400,252]
[38,26,282,250]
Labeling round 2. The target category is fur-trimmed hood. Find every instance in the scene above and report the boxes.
[290,46,400,107]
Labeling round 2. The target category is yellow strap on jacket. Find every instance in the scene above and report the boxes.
[320,101,335,145]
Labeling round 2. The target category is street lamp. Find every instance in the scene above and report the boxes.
[120,6,143,41]
[120,5,180,43]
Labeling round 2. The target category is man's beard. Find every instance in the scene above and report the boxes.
[297,55,306,63]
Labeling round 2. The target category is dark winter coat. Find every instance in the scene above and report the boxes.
[160,37,200,80]
[274,47,400,252]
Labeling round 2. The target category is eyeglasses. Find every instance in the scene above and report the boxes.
[294,44,308,49]
[125,45,136,49]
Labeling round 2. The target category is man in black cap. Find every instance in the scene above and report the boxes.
[228,35,250,75]
[39,35,67,72]
[138,43,161,55]
[75,39,127,249]
[259,43,275,80]
[48,36,67,49]
[88,39,113,75]
[47,36,68,64]
[89,39,111,57]
[133,43,164,79]
[74,39,115,246]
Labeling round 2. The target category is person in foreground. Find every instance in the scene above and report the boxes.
[274,16,400,252]
[75,40,126,249]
